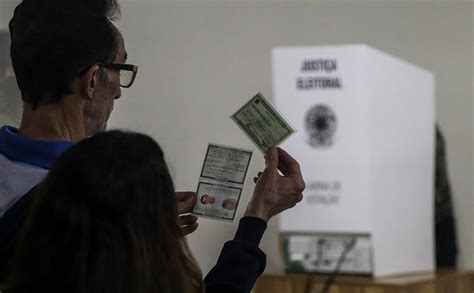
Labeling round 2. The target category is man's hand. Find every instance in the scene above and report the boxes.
[176,191,198,236]
[245,147,305,222]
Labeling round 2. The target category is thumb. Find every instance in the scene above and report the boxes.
[265,147,278,169]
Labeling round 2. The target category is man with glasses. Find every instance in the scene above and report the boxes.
[0,0,208,277]
[0,0,305,291]
[0,0,146,272]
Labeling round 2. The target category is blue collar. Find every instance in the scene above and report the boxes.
[0,126,74,169]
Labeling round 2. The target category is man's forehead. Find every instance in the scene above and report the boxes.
[115,32,127,63]
[115,48,127,63]
[116,48,127,63]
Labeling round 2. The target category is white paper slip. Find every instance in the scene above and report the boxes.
[192,144,253,222]
[231,92,296,154]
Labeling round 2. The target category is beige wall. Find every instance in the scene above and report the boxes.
[0,0,473,275]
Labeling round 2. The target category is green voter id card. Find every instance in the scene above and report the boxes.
[231,92,295,154]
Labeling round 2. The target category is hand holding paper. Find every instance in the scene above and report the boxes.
[245,147,306,222]
[176,191,198,236]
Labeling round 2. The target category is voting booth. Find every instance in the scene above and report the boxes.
[272,44,435,277]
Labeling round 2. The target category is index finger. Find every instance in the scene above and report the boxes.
[176,191,196,202]
[175,192,197,214]
[276,148,302,177]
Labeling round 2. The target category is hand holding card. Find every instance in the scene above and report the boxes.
[245,147,306,222]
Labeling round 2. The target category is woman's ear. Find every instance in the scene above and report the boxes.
[79,64,101,99]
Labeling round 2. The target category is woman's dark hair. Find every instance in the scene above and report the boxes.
[5,130,204,293]
[9,0,121,107]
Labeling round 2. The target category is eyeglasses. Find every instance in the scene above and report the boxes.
[97,63,138,88]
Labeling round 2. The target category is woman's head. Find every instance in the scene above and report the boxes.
[6,130,202,293]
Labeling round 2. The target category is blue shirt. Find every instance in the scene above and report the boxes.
[0,125,73,169]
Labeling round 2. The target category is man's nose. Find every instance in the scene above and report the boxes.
[115,87,122,100]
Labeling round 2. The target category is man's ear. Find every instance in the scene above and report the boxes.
[78,65,101,99]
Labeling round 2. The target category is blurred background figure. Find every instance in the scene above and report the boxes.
[0,32,21,126]
[435,125,458,267]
